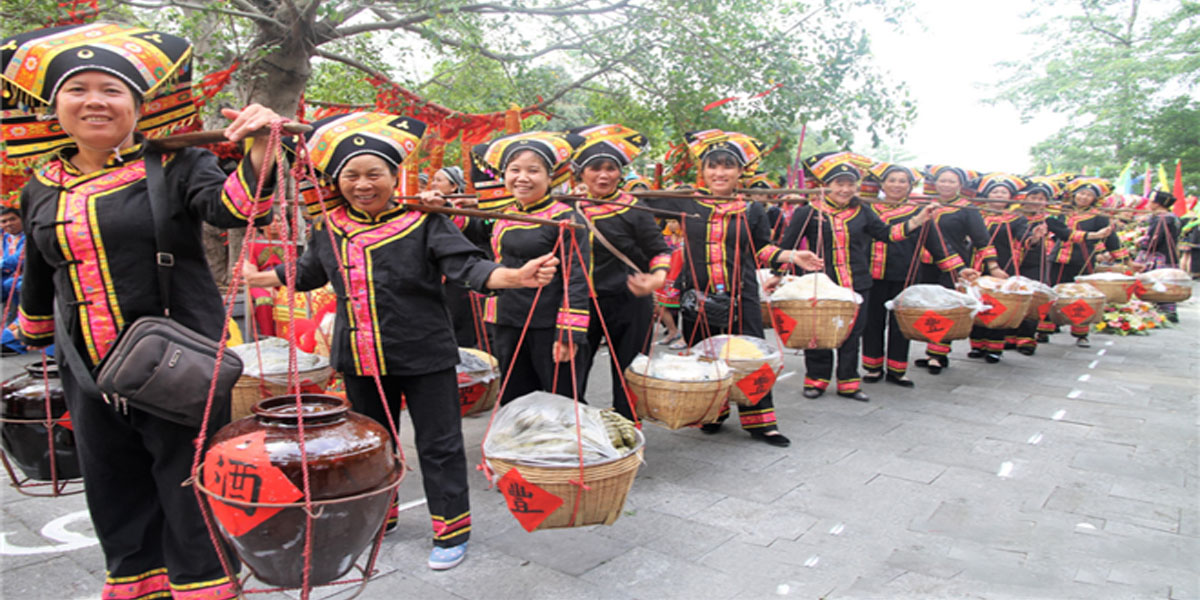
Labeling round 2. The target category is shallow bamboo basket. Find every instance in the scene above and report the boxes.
[487,432,644,530]
[974,290,1033,329]
[231,369,331,420]
[1049,296,1105,326]
[1024,290,1053,322]
[624,369,731,430]
[460,349,501,417]
[1079,278,1135,305]
[770,299,859,349]
[1136,282,1192,303]
[894,306,974,343]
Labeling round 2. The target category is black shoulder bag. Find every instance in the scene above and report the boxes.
[60,151,243,428]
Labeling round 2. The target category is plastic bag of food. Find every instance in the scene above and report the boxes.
[1137,268,1190,292]
[629,352,731,381]
[691,335,782,372]
[457,347,498,388]
[885,284,983,311]
[229,337,331,385]
[1077,272,1136,282]
[1006,275,1057,300]
[1052,282,1105,299]
[770,272,862,303]
[482,392,637,467]
[968,275,1038,294]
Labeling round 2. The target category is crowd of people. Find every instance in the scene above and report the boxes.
[3,20,1194,599]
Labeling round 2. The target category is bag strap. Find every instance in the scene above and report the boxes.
[53,308,104,398]
[144,151,173,317]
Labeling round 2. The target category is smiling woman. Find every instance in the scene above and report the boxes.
[5,21,285,600]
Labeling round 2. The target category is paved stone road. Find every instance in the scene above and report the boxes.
[2,296,1197,599]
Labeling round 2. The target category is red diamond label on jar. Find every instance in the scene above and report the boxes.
[498,467,563,532]
[203,430,303,537]
[913,310,954,343]
[1062,299,1096,324]
[975,293,1008,326]
[735,364,777,407]
[771,308,797,345]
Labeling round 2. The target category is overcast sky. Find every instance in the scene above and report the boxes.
[856,0,1068,173]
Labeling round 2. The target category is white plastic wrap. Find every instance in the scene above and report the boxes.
[229,337,331,385]
[628,352,730,381]
[885,284,983,311]
[457,347,498,388]
[1077,272,1136,282]
[691,335,782,373]
[1007,275,1057,301]
[1052,282,1105,299]
[1138,268,1191,292]
[482,392,632,466]
[967,275,1037,294]
[770,272,862,303]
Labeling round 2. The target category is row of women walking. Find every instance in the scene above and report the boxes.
[6,20,1183,599]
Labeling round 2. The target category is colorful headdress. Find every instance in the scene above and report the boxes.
[862,161,919,196]
[922,164,979,196]
[684,129,764,168]
[1064,176,1113,199]
[1,22,196,162]
[436,165,467,194]
[1149,189,1176,209]
[803,151,873,185]
[569,124,647,170]
[287,112,427,215]
[471,130,583,190]
[743,170,778,190]
[977,172,1028,198]
[623,173,652,191]
[1021,176,1063,201]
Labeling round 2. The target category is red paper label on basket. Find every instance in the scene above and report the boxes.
[203,430,302,537]
[1127,281,1145,301]
[498,468,563,532]
[771,308,797,345]
[913,310,954,343]
[975,293,1007,326]
[735,364,776,406]
[458,383,487,415]
[1037,302,1052,321]
[1061,299,1095,324]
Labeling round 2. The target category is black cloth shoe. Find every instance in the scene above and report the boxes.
[985,352,1001,363]
[1036,333,1050,343]
[838,391,870,402]
[700,422,723,434]
[749,430,791,447]
[967,349,986,359]
[1004,342,1016,350]
[1075,336,1090,348]
[863,369,884,383]
[885,373,915,388]
[1017,346,1035,356]
[914,357,944,375]
[803,388,824,399]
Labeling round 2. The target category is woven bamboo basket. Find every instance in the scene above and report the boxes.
[760,302,773,328]
[623,368,731,430]
[487,432,644,530]
[1093,264,1126,274]
[1136,282,1192,303]
[894,306,974,343]
[1024,290,1054,322]
[231,369,331,420]
[459,349,501,417]
[974,290,1033,330]
[1049,296,1105,326]
[770,299,859,349]
[1079,278,1135,305]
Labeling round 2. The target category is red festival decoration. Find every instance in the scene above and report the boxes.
[498,468,562,532]
[912,310,954,343]
[735,364,776,407]
[203,430,304,537]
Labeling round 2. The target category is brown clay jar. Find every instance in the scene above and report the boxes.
[203,394,398,588]
[1,361,81,481]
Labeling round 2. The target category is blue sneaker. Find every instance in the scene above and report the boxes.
[428,542,467,570]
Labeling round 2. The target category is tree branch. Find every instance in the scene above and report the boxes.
[330,0,631,42]
[402,25,601,62]
[114,0,284,28]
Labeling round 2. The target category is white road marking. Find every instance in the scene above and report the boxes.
[0,510,98,555]
[829,523,845,535]
[1077,374,1090,382]
[777,371,796,381]
[1067,389,1082,399]
[1076,522,1097,531]
[1097,349,1107,356]
[804,555,820,568]
[997,462,1014,478]
[1027,433,1043,445]
[1105,340,1114,346]
[1052,410,1066,421]
[396,498,428,512]
[1088,360,1099,369]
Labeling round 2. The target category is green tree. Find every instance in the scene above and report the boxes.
[993,0,1199,193]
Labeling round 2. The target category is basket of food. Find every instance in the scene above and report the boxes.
[1076,272,1138,305]
[483,392,643,530]
[457,347,500,417]
[767,273,861,349]
[887,285,981,344]
[1012,276,1058,322]
[1136,268,1192,303]
[624,353,732,430]
[958,276,1035,329]
[229,338,332,420]
[1050,283,1106,326]
[692,335,782,407]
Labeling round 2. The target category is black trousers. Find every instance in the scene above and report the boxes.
[60,361,234,597]
[680,302,778,432]
[444,280,476,349]
[1050,261,1092,338]
[969,324,1009,354]
[495,325,589,404]
[862,280,910,376]
[805,288,870,394]
[583,292,653,420]
[917,263,955,364]
[343,369,470,547]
